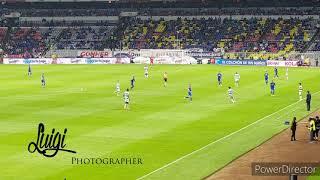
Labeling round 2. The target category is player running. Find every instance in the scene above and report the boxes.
[298,83,303,101]
[184,84,192,102]
[274,67,279,78]
[285,67,289,80]
[163,72,168,87]
[115,80,120,96]
[234,72,240,87]
[217,72,222,86]
[28,64,32,77]
[123,88,130,110]
[270,80,276,96]
[144,65,149,78]
[228,87,235,103]
[130,76,135,90]
[41,73,46,88]
[264,71,269,85]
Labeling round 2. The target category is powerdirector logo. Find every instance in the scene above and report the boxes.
[27,123,77,158]
[71,157,143,166]
[252,162,320,176]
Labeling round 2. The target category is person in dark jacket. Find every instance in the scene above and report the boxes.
[306,91,311,111]
[291,117,297,141]
[315,116,320,140]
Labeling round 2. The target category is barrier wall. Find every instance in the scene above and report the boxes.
[2,58,300,66]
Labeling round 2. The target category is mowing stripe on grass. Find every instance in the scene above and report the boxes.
[137,90,320,180]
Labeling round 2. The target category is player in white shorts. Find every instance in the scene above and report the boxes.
[123,88,130,110]
[115,80,120,96]
[144,65,149,78]
[298,83,303,101]
[228,87,235,103]
[234,72,240,87]
[285,67,289,80]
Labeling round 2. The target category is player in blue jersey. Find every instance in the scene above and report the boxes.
[217,72,222,86]
[184,84,192,102]
[270,80,276,96]
[274,67,279,78]
[28,64,32,77]
[41,73,46,88]
[264,71,269,85]
[130,76,135,90]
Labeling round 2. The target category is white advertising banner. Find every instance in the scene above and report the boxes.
[3,58,53,64]
[267,60,298,67]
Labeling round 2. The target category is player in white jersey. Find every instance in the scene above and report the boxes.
[115,80,120,96]
[123,88,130,110]
[234,72,240,87]
[285,68,289,80]
[228,87,235,103]
[298,83,303,101]
[144,66,149,78]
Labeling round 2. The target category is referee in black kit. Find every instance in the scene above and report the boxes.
[306,91,311,111]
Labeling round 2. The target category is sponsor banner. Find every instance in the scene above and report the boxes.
[267,60,298,67]
[56,58,86,64]
[77,50,112,58]
[133,56,197,64]
[84,57,130,64]
[6,54,25,58]
[3,58,130,64]
[185,48,221,58]
[215,58,267,66]
[4,58,52,64]
[113,50,140,59]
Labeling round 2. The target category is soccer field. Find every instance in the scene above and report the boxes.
[1,64,320,180]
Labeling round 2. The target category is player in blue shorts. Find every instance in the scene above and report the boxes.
[130,76,135,90]
[264,71,269,85]
[217,72,222,86]
[184,84,192,102]
[41,73,46,88]
[270,80,276,96]
[28,64,32,77]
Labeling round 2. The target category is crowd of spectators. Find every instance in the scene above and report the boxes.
[4,27,58,57]
[55,26,114,50]
[115,17,317,54]
[140,7,320,16]
[311,32,320,51]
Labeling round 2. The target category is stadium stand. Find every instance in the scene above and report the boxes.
[1,3,320,59]
[55,26,115,50]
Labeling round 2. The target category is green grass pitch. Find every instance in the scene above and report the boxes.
[1,64,320,180]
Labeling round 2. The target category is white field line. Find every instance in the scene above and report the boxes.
[137,90,320,180]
